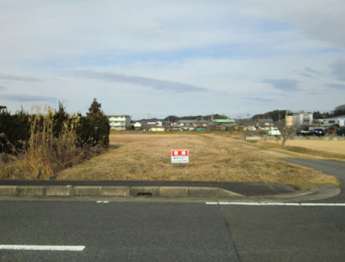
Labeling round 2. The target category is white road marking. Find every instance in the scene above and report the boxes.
[96,201,109,204]
[0,245,85,251]
[207,202,345,207]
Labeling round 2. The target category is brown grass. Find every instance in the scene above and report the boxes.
[57,133,338,188]
[255,139,345,160]
[0,107,102,180]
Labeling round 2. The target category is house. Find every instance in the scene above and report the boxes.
[292,112,313,126]
[141,118,165,131]
[256,119,274,130]
[211,118,237,131]
[212,119,236,126]
[177,120,198,127]
[132,121,142,131]
[195,120,211,129]
[108,115,131,131]
[285,116,294,127]
[149,126,165,132]
[322,115,345,127]
[177,120,198,131]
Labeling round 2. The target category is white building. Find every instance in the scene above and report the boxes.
[322,116,345,127]
[108,115,131,131]
[292,112,313,126]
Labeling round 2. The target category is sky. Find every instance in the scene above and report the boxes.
[1,0,345,119]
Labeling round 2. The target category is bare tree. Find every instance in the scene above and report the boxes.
[276,121,296,149]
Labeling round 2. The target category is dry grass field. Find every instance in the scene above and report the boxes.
[255,139,345,159]
[57,133,338,188]
[281,139,345,155]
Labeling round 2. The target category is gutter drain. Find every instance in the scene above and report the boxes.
[137,192,152,197]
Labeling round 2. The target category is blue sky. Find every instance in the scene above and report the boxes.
[1,0,345,119]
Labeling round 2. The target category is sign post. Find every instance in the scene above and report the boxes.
[171,149,189,164]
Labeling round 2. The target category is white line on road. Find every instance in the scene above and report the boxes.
[207,202,345,207]
[0,245,85,251]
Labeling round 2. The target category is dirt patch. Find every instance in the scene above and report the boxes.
[57,133,338,188]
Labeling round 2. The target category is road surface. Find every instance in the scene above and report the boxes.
[1,200,345,261]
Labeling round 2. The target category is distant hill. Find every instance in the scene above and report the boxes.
[252,110,288,122]
[164,114,229,121]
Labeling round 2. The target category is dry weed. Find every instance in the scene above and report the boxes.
[0,106,100,180]
[57,133,338,188]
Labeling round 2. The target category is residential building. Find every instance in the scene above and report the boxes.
[108,115,131,131]
[133,121,142,131]
[141,119,165,131]
[292,112,313,126]
[322,115,345,127]
[285,116,293,127]
[256,119,274,130]
[149,126,165,132]
[211,118,237,131]
[212,119,236,126]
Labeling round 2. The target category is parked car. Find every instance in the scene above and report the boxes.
[268,127,281,136]
[336,126,345,136]
[296,126,309,136]
[302,128,325,137]
[311,128,325,136]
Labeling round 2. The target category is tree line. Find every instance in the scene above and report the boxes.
[251,104,345,122]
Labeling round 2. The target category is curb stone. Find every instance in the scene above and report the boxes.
[0,184,335,200]
[0,185,243,198]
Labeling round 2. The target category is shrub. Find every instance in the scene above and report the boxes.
[0,109,30,153]
[0,99,110,180]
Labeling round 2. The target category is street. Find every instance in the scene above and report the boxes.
[1,200,345,261]
[1,159,345,261]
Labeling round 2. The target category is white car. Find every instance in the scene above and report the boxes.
[268,127,281,136]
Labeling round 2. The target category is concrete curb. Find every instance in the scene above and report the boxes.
[0,185,243,199]
[252,185,341,202]
[0,185,331,200]
[253,186,319,200]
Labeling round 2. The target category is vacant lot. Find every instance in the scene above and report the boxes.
[283,139,345,155]
[57,134,337,188]
[256,139,345,159]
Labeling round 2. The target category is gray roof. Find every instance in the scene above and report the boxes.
[196,120,210,124]
[177,120,198,124]
[258,119,273,123]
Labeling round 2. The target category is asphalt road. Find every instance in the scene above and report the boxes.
[284,159,345,202]
[1,159,345,261]
[1,200,345,261]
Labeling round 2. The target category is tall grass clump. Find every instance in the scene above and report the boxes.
[0,99,110,180]
[17,106,77,179]
[0,106,79,179]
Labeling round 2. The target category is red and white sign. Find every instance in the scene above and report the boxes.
[171,150,189,163]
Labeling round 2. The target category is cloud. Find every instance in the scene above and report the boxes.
[298,72,313,78]
[326,83,345,89]
[2,94,57,102]
[304,67,320,75]
[331,60,345,81]
[0,73,41,82]
[262,79,300,91]
[259,0,345,50]
[66,70,208,93]
[0,85,6,91]
[243,97,275,102]
[296,67,321,78]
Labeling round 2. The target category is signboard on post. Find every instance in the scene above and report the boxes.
[171,149,189,164]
